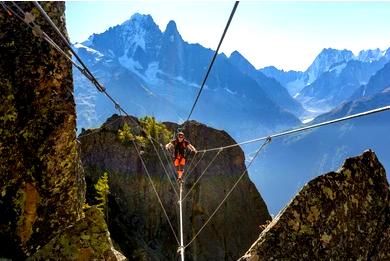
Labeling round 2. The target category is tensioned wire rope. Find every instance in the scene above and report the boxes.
[1,2,84,75]
[145,0,243,249]
[3,1,180,244]
[182,152,197,176]
[183,150,206,179]
[181,149,222,202]
[158,142,181,181]
[197,105,390,153]
[185,1,239,122]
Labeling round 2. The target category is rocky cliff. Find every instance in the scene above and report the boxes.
[0,2,124,259]
[79,115,271,260]
[239,150,389,261]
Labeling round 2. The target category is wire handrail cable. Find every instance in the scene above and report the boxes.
[184,138,271,249]
[186,1,239,122]
[32,1,106,93]
[182,149,222,201]
[198,105,390,153]
[183,151,206,179]
[5,1,105,94]
[159,143,180,181]
[2,2,85,74]
[185,151,206,179]
[182,151,198,175]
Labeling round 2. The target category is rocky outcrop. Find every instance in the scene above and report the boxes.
[79,115,271,261]
[28,207,126,261]
[240,150,389,261]
[0,2,124,260]
[0,2,85,258]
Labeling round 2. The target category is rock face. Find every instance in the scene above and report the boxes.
[28,207,126,261]
[240,150,389,261]
[79,115,271,261]
[0,2,124,260]
[0,2,84,258]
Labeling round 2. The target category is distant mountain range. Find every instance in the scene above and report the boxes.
[73,13,301,140]
[74,13,390,127]
[72,12,390,214]
[350,60,390,100]
[260,48,390,114]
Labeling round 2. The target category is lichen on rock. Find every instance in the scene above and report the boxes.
[239,150,389,261]
[27,206,126,261]
[0,2,87,259]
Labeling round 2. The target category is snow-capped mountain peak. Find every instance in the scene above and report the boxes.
[122,13,155,28]
[119,13,160,52]
[305,48,354,84]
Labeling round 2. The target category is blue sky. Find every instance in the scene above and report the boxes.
[66,1,390,71]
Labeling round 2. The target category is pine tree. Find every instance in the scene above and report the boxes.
[95,172,110,219]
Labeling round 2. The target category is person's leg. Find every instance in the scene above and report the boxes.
[174,158,181,179]
[178,157,186,179]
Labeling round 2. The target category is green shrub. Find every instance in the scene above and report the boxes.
[139,116,172,144]
[117,117,172,148]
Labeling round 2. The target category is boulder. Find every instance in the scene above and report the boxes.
[239,150,389,261]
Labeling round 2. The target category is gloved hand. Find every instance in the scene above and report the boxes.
[165,143,172,151]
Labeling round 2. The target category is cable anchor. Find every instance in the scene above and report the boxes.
[177,246,184,253]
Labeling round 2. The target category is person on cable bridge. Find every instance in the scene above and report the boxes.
[165,131,197,182]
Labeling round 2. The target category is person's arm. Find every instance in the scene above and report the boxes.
[187,143,197,154]
[165,141,174,150]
